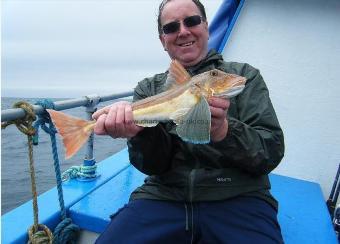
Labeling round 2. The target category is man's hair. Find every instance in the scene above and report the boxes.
[157,0,207,35]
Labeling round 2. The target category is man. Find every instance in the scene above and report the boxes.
[94,0,284,243]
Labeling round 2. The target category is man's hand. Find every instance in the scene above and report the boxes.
[208,97,230,142]
[92,101,143,139]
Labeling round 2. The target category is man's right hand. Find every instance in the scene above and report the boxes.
[92,101,143,139]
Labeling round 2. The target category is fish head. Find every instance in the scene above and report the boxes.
[195,69,247,99]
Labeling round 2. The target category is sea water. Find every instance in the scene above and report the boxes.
[1,97,127,214]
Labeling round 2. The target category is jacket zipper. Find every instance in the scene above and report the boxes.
[184,202,195,244]
[184,203,189,231]
[189,169,196,202]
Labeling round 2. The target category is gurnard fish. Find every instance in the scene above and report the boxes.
[47,60,246,159]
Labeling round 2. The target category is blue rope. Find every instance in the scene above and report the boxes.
[34,99,79,244]
[53,218,79,244]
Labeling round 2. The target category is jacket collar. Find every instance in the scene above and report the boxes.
[187,49,223,75]
[164,49,223,75]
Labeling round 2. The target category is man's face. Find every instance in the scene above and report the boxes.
[159,0,209,67]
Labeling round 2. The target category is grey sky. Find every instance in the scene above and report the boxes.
[2,0,222,98]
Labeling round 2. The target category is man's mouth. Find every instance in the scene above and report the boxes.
[178,41,195,47]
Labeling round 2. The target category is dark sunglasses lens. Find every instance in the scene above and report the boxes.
[162,15,202,34]
[163,22,180,34]
[184,15,202,27]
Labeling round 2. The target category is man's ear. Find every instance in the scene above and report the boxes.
[204,21,208,31]
[159,34,167,51]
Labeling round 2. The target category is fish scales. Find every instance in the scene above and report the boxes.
[133,87,199,126]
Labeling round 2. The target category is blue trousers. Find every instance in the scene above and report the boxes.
[95,196,283,244]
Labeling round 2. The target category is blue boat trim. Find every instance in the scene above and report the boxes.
[208,0,245,53]
[217,0,245,53]
[69,164,146,233]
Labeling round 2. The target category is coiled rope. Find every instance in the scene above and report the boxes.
[2,101,53,244]
[33,99,79,244]
[61,164,97,181]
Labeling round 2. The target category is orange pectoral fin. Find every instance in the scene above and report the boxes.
[47,109,96,159]
[170,60,191,84]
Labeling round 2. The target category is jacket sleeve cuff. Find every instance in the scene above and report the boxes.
[209,117,243,147]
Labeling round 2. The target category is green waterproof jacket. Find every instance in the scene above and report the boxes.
[127,50,284,209]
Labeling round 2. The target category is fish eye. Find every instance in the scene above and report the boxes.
[210,70,218,76]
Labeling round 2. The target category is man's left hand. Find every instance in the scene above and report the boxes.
[208,97,230,142]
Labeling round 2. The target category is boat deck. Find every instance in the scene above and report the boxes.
[1,148,337,243]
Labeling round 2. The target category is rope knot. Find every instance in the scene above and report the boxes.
[53,218,80,244]
[2,101,37,136]
[33,99,57,144]
[28,224,53,244]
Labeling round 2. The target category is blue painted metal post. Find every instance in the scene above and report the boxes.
[80,94,101,181]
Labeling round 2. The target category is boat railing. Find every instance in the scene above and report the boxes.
[1,91,134,168]
[1,91,134,122]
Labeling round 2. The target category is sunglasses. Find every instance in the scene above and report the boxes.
[162,15,203,34]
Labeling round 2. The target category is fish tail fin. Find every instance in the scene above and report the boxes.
[47,109,95,159]
[176,97,211,144]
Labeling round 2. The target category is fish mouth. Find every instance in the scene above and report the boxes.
[178,41,195,47]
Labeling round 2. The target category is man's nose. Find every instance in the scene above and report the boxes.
[178,22,190,36]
